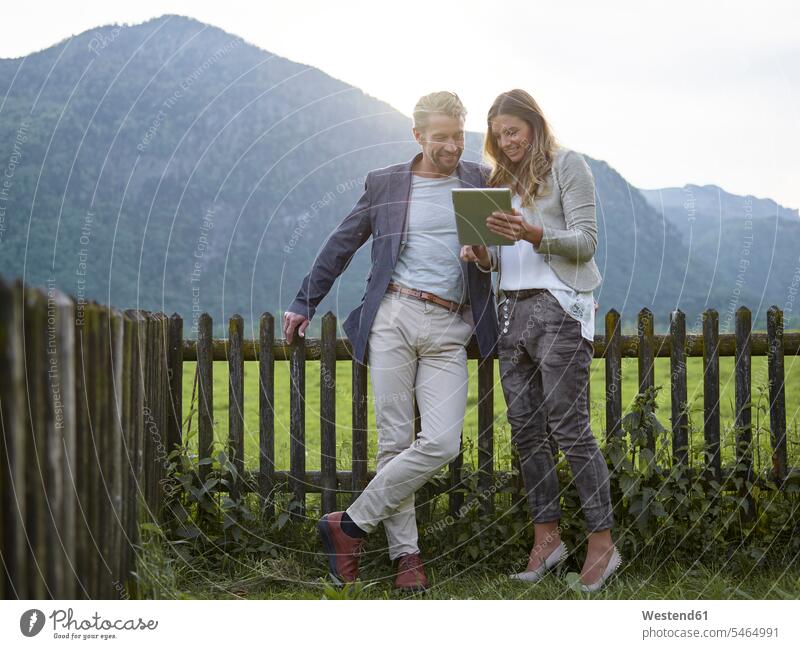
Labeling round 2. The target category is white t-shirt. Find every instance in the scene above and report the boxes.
[499,195,595,341]
[390,173,466,303]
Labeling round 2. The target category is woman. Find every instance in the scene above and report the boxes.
[461,89,620,592]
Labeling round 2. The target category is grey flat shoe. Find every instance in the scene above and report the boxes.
[509,541,569,583]
[580,547,622,593]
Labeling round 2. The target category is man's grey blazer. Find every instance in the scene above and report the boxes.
[287,153,499,363]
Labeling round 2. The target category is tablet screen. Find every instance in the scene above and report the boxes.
[452,188,516,246]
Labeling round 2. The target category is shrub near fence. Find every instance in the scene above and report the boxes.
[1,275,799,599]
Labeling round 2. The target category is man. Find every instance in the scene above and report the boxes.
[284,91,497,591]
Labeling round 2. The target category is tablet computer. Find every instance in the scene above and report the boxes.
[452,188,516,246]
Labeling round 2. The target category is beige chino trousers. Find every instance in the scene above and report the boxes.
[346,292,473,560]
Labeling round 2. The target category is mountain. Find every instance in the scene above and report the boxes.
[640,185,800,331]
[640,184,799,227]
[0,14,791,337]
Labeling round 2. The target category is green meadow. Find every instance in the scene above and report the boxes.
[180,354,800,474]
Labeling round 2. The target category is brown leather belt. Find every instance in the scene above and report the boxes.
[386,282,465,314]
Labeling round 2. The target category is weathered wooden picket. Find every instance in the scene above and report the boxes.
[1,276,798,599]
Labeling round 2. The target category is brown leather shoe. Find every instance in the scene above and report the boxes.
[317,512,365,585]
[394,553,429,592]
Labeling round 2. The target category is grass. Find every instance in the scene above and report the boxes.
[179,354,800,473]
[131,530,800,600]
[218,564,800,600]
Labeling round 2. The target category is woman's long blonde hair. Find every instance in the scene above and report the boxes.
[483,89,557,207]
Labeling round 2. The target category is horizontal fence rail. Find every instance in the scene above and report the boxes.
[179,330,800,361]
[1,274,798,599]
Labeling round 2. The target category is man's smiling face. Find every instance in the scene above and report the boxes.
[413,112,465,176]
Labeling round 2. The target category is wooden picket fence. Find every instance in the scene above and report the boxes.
[182,307,798,519]
[0,277,177,599]
[1,276,798,599]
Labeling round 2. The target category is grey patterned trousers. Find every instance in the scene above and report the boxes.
[498,290,613,532]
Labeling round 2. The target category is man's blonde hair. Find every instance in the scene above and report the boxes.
[413,91,467,132]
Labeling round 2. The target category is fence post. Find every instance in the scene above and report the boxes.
[167,313,183,453]
[477,355,495,515]
[766,306,787,486]
[320,312,338,513]
[228,314,244,501]
[448,437,465,519]
[88,305,108,599]
[703,309,721,484]
[637,308,655,453]
[40,287,70,597]
[125,309,146,595]
[197,313,214,483]
[131,310,147,528]
[52,288,77,599]
[289,335,306,516]
[259,313,276,516]
[351,357,368,503]
[23,287,49,598]
[735,306,755,520]
[670,309,689,466]
[108,309,125,596]
[144,313,170,526]
[159,314,171,505]
[0,278,28,598]
[120,310,139,596]
[73,302,92,597]
[605,309,622,441]
[140,312,156,530]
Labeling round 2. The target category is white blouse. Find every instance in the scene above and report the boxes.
[499,194,595,342]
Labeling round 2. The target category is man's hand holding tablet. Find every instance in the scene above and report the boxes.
[459,244,491,270]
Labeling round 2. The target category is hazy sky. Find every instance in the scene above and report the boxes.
[2,0,798,209]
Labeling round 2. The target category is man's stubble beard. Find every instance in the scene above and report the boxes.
[432,149,461,176]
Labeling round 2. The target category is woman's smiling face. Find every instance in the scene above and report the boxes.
[490,114,533,164]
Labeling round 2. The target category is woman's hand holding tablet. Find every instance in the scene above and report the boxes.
[451,188,517,246]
